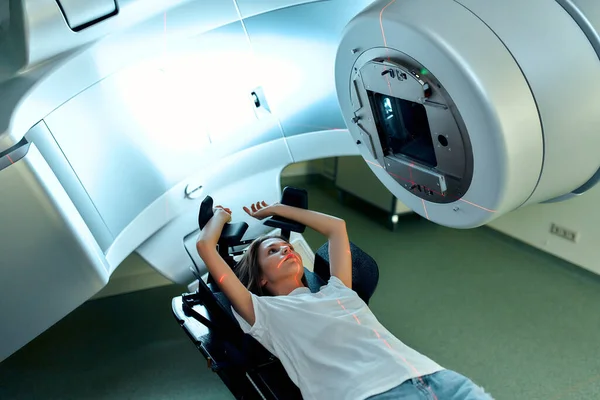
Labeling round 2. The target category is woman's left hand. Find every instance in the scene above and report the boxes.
[243,201,279,220]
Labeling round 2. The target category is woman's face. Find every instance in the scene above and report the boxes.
[258,238,304,287]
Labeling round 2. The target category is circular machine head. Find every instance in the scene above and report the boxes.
[335,0,600,228]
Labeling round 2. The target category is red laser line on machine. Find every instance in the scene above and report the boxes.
[379,0,396,96]
[377,3,498,216]
[6,155,14,164]
[364,159,497,213]
[379,1,434,220]
[163,12,167,49]
[365,159,442,196]
[457,197,496,213]
[384,67,393,96]
[379,0,396,59]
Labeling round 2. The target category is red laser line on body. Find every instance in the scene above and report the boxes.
[275,253,302,287]
[336,299,360,324]
[277,254,294,269]
[381,334,439,400]
[336,297,438,399]
[6,155,14,164]
[295,261,301,287]
[336,299,362,327]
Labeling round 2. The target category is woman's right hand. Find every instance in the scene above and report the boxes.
[243,201,279,220]
[197,205,232,254]
[214,205,232,224]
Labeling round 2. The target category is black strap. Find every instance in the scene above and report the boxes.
[181,297,253,369]
[181,298,244,345]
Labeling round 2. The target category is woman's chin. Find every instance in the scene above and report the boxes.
[288,259,302,267]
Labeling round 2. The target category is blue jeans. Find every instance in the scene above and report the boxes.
[366,370,494,400]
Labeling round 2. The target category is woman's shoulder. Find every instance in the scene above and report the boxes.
[324,275,350,290]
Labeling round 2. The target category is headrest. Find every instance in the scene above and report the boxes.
[313,242,379,304]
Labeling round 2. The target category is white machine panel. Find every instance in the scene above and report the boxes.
[243,0,375,138]
[43,20,280,240]
[0,143,109,362]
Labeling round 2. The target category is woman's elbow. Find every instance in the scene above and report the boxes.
[196,240,211,255]
[330,218,347,236]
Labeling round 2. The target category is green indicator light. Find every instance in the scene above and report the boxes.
[420,68,429,75]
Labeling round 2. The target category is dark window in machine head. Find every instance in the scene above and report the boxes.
[368,91,437,168]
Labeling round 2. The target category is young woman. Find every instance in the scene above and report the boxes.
[196,200,494,400]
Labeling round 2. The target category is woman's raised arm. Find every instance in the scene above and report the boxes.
[196,207,256,326]
[244,201,352,288]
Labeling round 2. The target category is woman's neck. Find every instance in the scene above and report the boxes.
[270,280,305,296]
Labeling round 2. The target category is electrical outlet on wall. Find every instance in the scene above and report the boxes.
[550,223,579,242]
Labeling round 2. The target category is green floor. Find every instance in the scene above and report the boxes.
[2,177,600,400]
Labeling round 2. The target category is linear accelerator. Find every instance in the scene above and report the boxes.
[0,0,598,363]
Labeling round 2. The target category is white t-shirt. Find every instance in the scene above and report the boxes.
[232,276,444,400]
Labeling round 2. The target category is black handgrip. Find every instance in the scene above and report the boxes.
[264,217,306,234]
[281,186,308,209]
[198,196,214,230]
[198,195,249,245]
[263,187,308,234]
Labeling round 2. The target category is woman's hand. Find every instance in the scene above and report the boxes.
[243,201,279,220]
[214,205,232,224]
[197,205,232,253]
